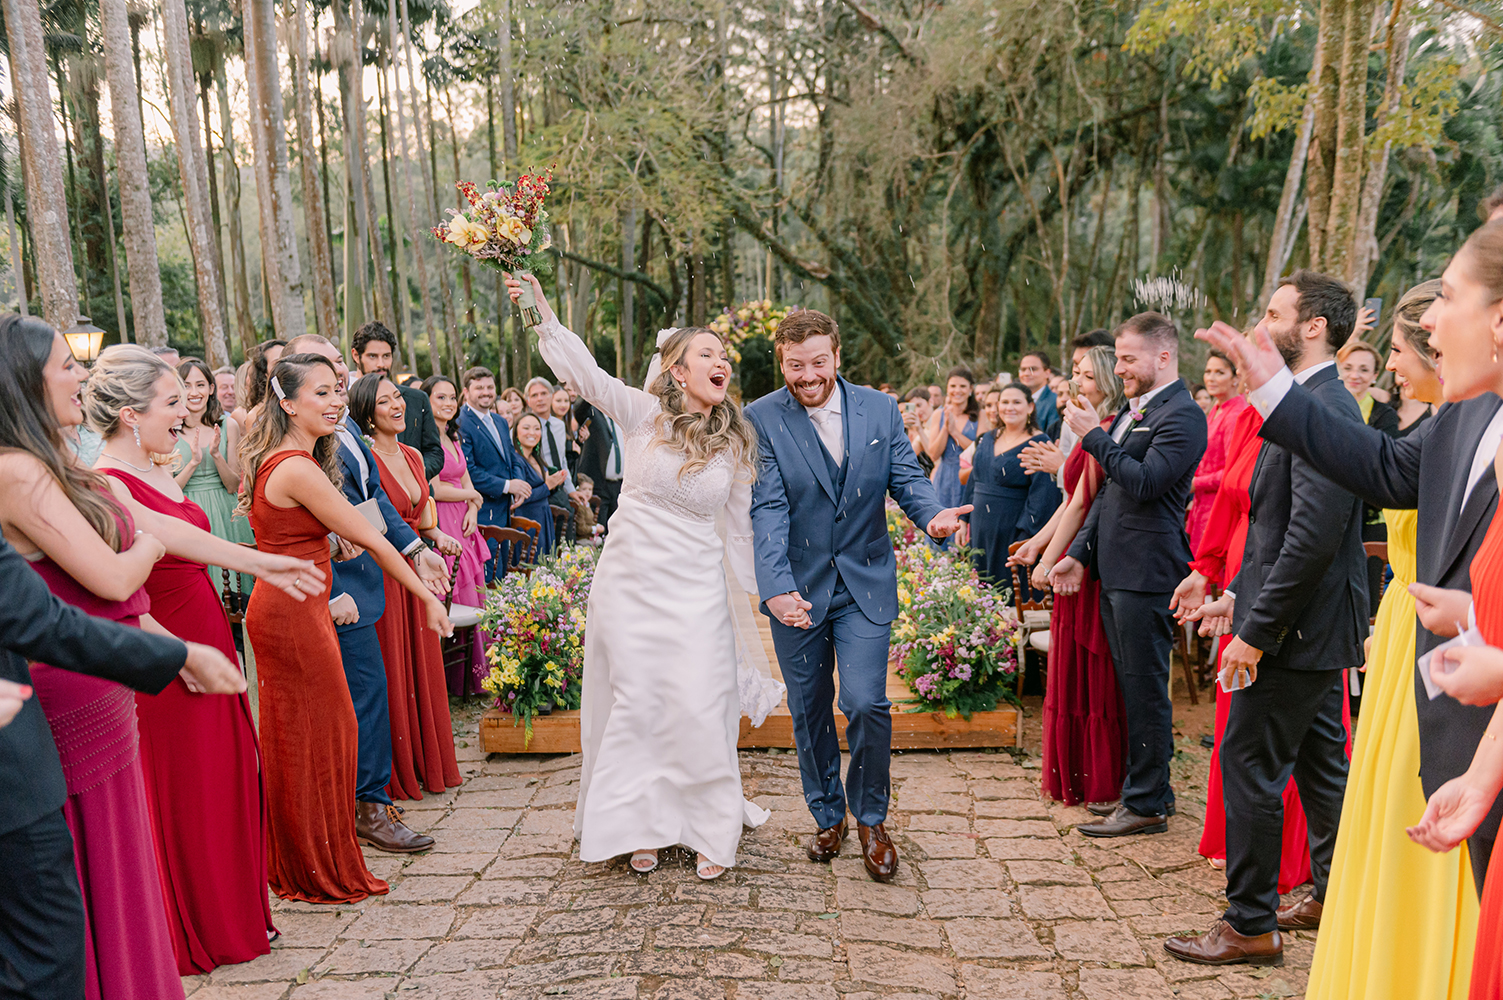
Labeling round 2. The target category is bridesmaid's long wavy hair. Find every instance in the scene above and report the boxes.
[235,353,344,516]
[648,326,759,483]
[0,313,125,550]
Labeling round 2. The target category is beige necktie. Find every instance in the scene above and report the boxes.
[810,408,844,465]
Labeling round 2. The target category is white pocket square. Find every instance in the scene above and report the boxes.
[1131,426,1152,432]
[870,439,880,446]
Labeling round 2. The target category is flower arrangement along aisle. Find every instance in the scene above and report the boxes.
[432,168,553,325]
[480,544,597,746]
[886,501,1022,717]
[708,299,790,364]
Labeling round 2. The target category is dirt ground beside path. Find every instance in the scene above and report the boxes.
[182,690,1319,1000]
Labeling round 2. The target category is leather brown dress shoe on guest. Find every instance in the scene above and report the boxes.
[1079,804,1167,838]
[1164,920,1283,966]
[858,823,898,883]
[356,801,435,853]
[807,819,848,862]
[1276,892,1323,930]
[1086,799,1176,818]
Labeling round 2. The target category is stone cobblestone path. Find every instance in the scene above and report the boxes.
[183,696,1313,999]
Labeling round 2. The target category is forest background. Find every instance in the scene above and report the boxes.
[2,0,1499,397]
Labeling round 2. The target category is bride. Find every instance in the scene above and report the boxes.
[506,274,775,880]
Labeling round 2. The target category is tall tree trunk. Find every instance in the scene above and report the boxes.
[1262,89,1317,302]
[1322,0,1375,281]
[1305,0,1345,271]
[358,17,395,332]
[243,0,308,339]
[313,19,337,301]
[388,0,437,375]
[99,0,165,342]
[199,72,231,342]
[57,61,89,318]
[216,52,256,351]
[374,66,413,369]
[289,0,338,343]
[84,80,128,340]
[498,1,525,381]
[161,0,229,366]
[332,0,370,343]
[405,0,457,374]
[1350,0,1411,291]
[447,87,474,330]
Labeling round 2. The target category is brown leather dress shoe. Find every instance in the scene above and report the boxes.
[807,819,848,862]
[1087,799,1175,818]
[1164,920,1283,966]
[858,823,898,883]
[356,801,435,853]
[1276,892,1323,930]
[1078,804,1167,838]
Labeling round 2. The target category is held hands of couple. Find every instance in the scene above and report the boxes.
[925,506,973,539]
[180,641,248,695]
[1048,556,1085,595]
[1169,570,1209,622]
[768,591,813,630]
[1183,591,1234,637]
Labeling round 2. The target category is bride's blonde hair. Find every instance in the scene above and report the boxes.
[647,327,759,482]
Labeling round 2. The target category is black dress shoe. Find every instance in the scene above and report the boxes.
[1079,804,1168,838]
[1086,799,1175,817]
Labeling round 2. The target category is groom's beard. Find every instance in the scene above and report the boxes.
[786,375,837,407]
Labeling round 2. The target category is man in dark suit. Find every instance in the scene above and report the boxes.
[287,334,445,853]
[1199,293,1503,894]
[1019,350,1062,439]
[1166,270,1367,967]
[458,366,530,579]
[0,528,244,1000]
[1050,312,1208,836]
[349,322,445,480]
[574,396,624,529]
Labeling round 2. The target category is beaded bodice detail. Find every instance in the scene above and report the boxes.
[618,414,736,525]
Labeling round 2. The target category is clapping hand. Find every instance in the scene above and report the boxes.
[1196,321,1284,391]
[1408,773,1497,853]
[1019,440,1065,476]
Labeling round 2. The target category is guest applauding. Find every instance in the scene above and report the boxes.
[175,358,254,600]
[426,375,492,695]
[962,382,1059,587]
[900,389,935,476]
[1187,351,1248,552]
[86,346,275,975]
[924,366,978,510]
[348,373,464,800]
[1308,280,1481,999]
[1010,346,1126,806]
[239,353,452,903]
[512,412,563,559]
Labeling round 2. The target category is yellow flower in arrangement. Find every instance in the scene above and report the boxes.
[497,215,533,246]
[442,215,488,250]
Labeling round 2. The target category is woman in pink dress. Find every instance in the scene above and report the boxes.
[424,374,491,695]
[1186,350,1248,552]
[0,321,318,999]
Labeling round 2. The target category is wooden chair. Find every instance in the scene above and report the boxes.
[1006,541,1053,696]
[217,542,258,625]
[441,592,485,683]
[549,503,572,544]
[480,523,536,580]
[509,516,542,562]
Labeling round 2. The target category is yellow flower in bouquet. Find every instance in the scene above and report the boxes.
[442,215,488,250]
[497,215,533,246]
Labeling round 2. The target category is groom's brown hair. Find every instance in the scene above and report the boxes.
[773,309,840,363]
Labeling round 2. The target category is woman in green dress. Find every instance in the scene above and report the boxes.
[175,359,254,599]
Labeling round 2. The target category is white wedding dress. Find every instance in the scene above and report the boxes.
[535,318,780,868]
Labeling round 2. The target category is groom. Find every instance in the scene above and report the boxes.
[746,310,970,882]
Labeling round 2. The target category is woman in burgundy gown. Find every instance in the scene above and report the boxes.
[350,373,464,799]
[86,347,275,973]
[0,326,317,997]
[424,374,491,695]
[1011,346,1127,805]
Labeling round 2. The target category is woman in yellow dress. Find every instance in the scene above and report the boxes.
[1307,280,1478,999]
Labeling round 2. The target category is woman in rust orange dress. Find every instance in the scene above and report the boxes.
[348,372,463,800]
[240,353,453,902]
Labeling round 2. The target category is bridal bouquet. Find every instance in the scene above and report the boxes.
[480,544,597,746]
[891,537,1021,717]
[433,170,553,322]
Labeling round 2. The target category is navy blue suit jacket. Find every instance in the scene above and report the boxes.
[1065,379,1207,593]
[1034,385,1062,440]
[746,379,944,627]
[459,406,518,528]
[332,428,421,635]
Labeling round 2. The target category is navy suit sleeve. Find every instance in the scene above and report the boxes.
[885,400,945,530]
[1078,403,1206,504]
[1065,481,1103,567]
[747,407,800,602]
[1240,385,1363,655]
[1259,383,1426,510]
[0,530,185,692]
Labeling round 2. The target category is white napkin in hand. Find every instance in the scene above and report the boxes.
[1419,627,1483,700]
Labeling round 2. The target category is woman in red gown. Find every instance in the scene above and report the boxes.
[88,349,275,973]
[1181,398,1351,885]
[1186,351,1248,552]
[241,353,453,902]
[349,373,463,800]
[1012,346,1127,804]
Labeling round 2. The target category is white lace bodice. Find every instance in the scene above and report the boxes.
[534,318,756,588]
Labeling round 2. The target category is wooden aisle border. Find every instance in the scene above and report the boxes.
[479,594,1021,754]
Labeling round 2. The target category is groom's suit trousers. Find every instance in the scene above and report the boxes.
[770,580,893,829]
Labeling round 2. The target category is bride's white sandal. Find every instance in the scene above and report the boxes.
[696,854,726,881]
[630,849,659,873]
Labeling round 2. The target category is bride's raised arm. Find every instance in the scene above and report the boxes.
[506,273,657,430]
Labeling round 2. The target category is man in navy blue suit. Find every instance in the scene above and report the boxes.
[286,334,447,852]
[1049,313,1208,838]
[1019,349,1062,439]
[458,366,531,580]
[746,310,970,883]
